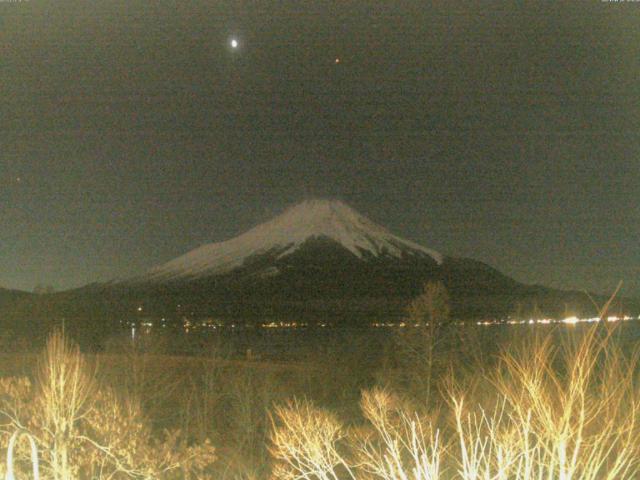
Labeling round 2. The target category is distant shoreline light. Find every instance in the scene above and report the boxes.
[124,315,640,332]
[370,315,640,328]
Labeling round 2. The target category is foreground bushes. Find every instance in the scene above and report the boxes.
[0,331,216,479]
[271,324,640,479]
[1,322,639,479]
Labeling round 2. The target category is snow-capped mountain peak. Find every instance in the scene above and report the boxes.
[143,199,442,282]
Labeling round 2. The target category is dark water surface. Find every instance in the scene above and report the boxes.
[122,320,640,362]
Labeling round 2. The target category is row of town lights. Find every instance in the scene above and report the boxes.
[133,306,639,330]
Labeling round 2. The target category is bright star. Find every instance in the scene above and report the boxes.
[230,38,239,49]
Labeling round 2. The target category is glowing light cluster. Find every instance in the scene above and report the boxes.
[475,314,640,327]
[262,321,307,329]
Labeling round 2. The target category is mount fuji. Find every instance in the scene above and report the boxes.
[93,198,605,321]
[2,200,636,336]
[137,199,444,284]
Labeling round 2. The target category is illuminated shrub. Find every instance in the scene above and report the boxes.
[0,331,216,479]
[270,325,640,480]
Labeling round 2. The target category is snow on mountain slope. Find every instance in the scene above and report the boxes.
[142,199,442,282]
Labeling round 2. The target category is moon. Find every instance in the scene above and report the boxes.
[230,38,239,49]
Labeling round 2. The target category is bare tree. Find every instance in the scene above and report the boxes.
[390,281,453,406]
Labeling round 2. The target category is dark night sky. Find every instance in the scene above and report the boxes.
[2,1,639,296]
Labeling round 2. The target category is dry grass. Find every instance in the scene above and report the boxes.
[1,307,639,479]
[270,323,640,479]
[0,330,217,479]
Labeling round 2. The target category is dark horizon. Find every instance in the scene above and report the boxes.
[3,1,639,296]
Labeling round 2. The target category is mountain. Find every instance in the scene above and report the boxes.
[2,200,634,347]
[0,287,29,306]
[106,199,624,321]
[134,199,443,284]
